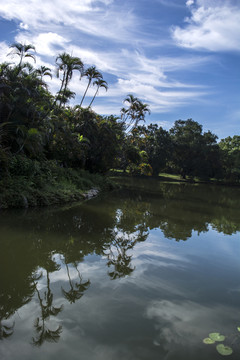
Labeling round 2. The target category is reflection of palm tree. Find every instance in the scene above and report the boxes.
[0,271,37,342]
[0,319,14,340]
[32,270,63,347]
[32,317,62,347]
[104,234,136,280]
[61,262,90,304]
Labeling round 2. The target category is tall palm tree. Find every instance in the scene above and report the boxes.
[7,42,36,68]
[121,94,150,132]
[80,66,103,107]
[55,52,84,107]
[88,79,108,107]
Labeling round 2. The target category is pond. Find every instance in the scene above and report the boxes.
[0,177,240,360]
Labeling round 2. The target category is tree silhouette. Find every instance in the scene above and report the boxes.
[7,43,36,72]
[55,52,83,107]
[80,66,102,107]
[35,66,52,81]
[88,79,108,107]
[121,94,150,133]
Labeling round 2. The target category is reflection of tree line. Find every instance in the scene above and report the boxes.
[114,180,240,240]
[0,181,240,343]
[31,260,90,346]
[104,230,147,280]
[0,211,143,345]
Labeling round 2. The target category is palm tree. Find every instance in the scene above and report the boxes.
[80,66,103,107]
[121,94,150,132]
[55,52,84,107]
[7,42,36,68]
[35,66,52,81]
[88,79,108,107]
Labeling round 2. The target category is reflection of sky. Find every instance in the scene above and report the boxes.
[1,226,240,360]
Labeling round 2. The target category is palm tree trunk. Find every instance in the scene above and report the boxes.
[88,87,99,107]
[58,72,67,108]
[80,80,91,107]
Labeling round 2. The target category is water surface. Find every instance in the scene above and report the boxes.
[0,178,240,359]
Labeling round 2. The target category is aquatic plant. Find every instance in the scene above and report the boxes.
[202,329,240,356]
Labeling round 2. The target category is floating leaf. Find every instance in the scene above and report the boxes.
[203,337,215,344]
[209,333,225,342]
[237,327,240,332]
[216,344,233,356]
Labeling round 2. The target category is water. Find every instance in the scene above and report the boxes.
[0,178,240,359]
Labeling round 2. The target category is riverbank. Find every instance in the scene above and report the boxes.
[110,170,240,187]
[0,157,116,209]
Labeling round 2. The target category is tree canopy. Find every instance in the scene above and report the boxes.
[0,42,239,183]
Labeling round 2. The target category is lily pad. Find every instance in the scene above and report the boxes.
[209,332,225,342]
[216,344,233,356]
[203,337,215,344]
[237,327,240,332]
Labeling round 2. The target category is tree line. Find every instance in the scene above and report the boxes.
[0,42,239,182]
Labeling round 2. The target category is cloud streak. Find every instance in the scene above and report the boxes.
[0,0,220,122]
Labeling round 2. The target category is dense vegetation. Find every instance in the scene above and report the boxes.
[0,43,239,207]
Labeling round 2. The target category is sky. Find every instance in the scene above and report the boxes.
[0,0,239,139]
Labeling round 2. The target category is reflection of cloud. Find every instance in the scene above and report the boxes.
[145,299,236,355]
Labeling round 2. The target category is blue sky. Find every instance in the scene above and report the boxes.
[0,0,239,139]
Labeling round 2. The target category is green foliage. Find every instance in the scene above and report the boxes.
[219,136,240,181]
[203,337,215,344]
[121,94,150,132]
[0,42,240,208]
[216,344,233,356]
[169,119,222,179]
[138,163,153,176]
[203,329,240,356]
[209,333,225,341]
[0,156,113,208]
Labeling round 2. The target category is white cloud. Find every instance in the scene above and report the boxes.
[0,41,10,62]
[0,0,137,43]
[173,2,240,51]
[186,0,194,6]
[15,32,70,57]
[19,22,29,30]
[0,0,213,117]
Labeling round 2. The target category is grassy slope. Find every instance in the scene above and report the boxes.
[0,159,115,209]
